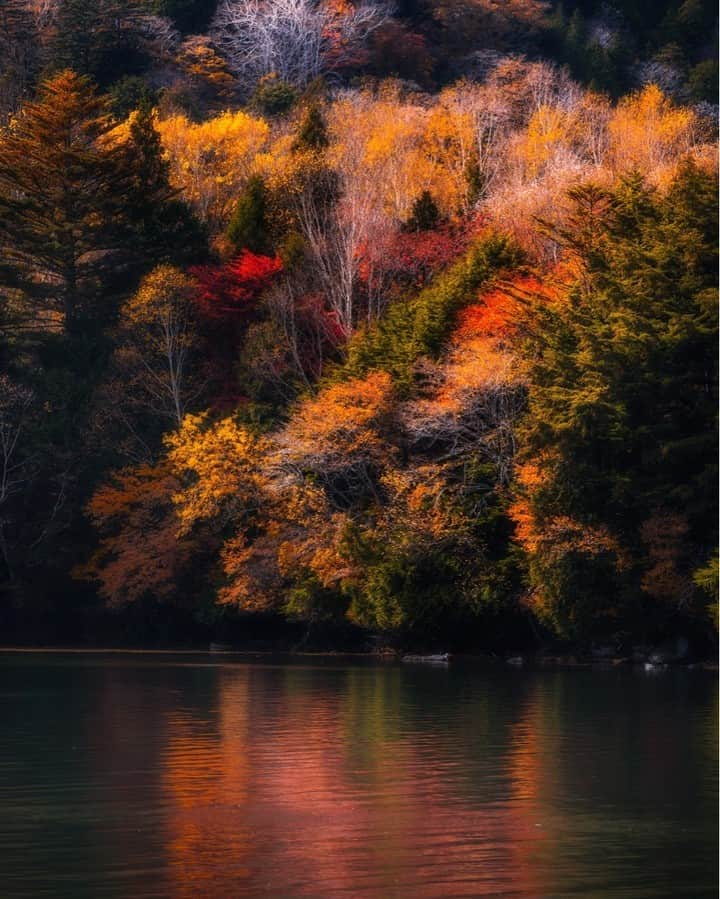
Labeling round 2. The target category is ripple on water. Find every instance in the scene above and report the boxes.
[0,654,716,898]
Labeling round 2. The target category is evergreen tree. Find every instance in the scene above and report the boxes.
[226,175,270,254]
[515,164,718,638]
[0,0,38,117]
[405,191,441,232]
[47,0,148,86]
[123,100,207,270]
[0,71,132,335]
[292,103,329,152]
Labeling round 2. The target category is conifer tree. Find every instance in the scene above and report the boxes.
[226,175,269,254]
[292,103,329,152]
[514,165,719,638]
[0,0,38,119]
[0,70,132,335]
[405,191,440,232]
[123,100,207,269]
[47,0,148,86]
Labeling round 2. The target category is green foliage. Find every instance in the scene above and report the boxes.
[108,75,158,119]
[226,175,270,254]
[405,190,440,232]
[124,100,208,269]
[0,70,132,334]
[46,0,149,86]
[688,59,719,103]
[341,233,522,389]
[153,0,219,32]
[344,485,520,641]
[251,74,298,117]
[515,163,719,640]
[544,0,717,97]
[292,103,329,152]
[693,554,719,629]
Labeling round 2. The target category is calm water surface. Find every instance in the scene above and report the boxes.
[0,652,717,898]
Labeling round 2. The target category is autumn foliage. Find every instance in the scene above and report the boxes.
[0,26,716,650]
[191,251,283,320]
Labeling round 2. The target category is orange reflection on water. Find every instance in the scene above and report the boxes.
[161,674,253,897]
[153,666,558,897]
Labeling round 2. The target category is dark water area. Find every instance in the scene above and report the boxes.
[0,652,717,898]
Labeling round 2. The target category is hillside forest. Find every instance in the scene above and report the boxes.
[0,0,717,650]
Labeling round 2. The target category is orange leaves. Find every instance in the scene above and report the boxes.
[278,371,395,471]
[457,274,564,344]
[86,462,176,523]
[458,287,522,342]
[378,465,468,548]
[82,463,192,606]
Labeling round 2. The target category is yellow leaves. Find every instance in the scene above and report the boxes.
[124,265,194,327]
[521,104,577,176]
[328,89,471,220]
[165,414,270,533]
[157,110,270,226]
[608,84,697,177]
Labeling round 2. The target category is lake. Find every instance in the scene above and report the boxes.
[0,652,716,898]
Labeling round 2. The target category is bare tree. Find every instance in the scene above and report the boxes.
[210,0,390,87]
[94,266,201,463]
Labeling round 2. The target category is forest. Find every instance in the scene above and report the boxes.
[0,0,717,652]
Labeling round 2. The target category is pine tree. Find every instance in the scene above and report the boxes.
[292,103,329,152]
[122,100,207,270]
[405,191,440,232]
[0,71,132,335]
[0,0,38,117]
[47,0,151,86]
[226,176,269,254]
[515,165,719,638]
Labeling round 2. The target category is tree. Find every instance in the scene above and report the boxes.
[293,103,329,152]
[226,175,270,253]
[122,101,208,268]
[155,0,219,32]
[81,461,193,605]
[276,371,396,504]
[117,265,199,428]
[0,0,38,122]
[45,0,161,86]
[192,250,283,321]
[210,0,389,88]
[0,377,34,581]
[156,110,269,229]
[512,164,718,639]
[251,72,298,116]
[0,71,132,335]
[405,190,440,231]
[607,84,697,178]
[165,413,270,533]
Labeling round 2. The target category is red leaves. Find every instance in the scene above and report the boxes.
[357,225,469,296]
[191,250,282,321]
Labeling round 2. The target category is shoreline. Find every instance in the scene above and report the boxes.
[0,645,716,670]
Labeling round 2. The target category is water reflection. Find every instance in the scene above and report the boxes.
[0,656,716,898]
